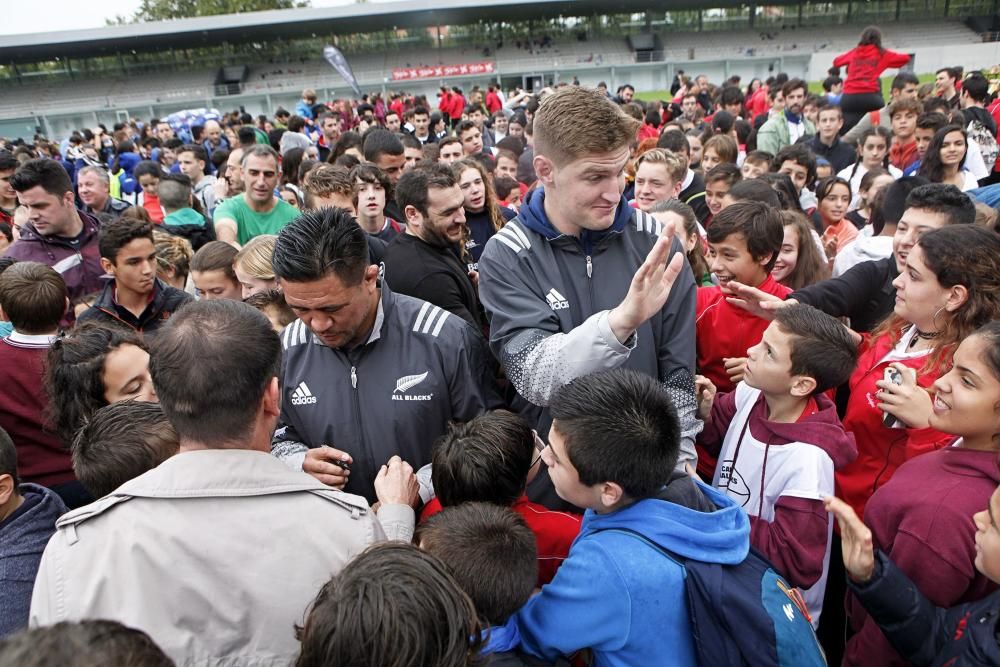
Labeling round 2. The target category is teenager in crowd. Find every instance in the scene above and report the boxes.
[918,124,979,191]
[772,211,830,290]
[845,167,893,228]
[838,126,901,201]
[815,176,857,258]
[452,157,515,270]
[833,27,911,131]
[649,199,713,287]
[232,234,278,299]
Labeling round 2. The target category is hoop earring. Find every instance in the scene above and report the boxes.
[932,305,946,331]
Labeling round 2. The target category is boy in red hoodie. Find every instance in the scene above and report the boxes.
[696,303,859,625]
[695,201,789,477]
[419,410,581,587]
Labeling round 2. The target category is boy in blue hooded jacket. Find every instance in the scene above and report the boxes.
[501,368,751,667]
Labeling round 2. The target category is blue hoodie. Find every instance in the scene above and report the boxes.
[506,480,749,667]
[517,187,634,255]
[0,483,67,638]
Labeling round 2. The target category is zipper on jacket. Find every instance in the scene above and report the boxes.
[351,366,357,389]
[586,255,593,278]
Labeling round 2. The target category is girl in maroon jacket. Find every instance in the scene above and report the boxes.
[843,321,1000,666]
[833,27,911,133]
[837,225,1000,523]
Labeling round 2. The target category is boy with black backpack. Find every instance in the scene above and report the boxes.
[498,369,825,667]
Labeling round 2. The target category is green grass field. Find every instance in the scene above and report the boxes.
[634,72,936,102]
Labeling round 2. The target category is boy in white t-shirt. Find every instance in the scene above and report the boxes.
[695,303,859,625]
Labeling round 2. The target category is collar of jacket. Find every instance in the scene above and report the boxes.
[55,449,371,531]
[518,187,632,254]
[92,278,174,327]
[16,209,101,248]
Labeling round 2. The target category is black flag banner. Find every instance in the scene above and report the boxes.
[323,45,364,98]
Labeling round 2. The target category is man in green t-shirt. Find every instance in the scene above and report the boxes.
[214,145,299,247]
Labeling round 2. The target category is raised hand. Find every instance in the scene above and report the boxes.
[724,281,795,321]
[608,222,684,344]
[694,374,717,421]
[374,455,420,508]
[824,496,876,583]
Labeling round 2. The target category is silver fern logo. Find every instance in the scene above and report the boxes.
[394,372,429,393]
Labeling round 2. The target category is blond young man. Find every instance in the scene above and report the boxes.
[477,86,700,511]
[632,149,687,212]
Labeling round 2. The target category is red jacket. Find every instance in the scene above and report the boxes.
[845,445,1000,667]
[447,93,466,120]
[0,334,75,487]
[889,139,919,172]
[833,45,910,95]
[694,275,792,478]
[747,86,769,120]
[485,91,502,114]
[421,494,581,586]
[835,332,953,521]
[638,123,660,142]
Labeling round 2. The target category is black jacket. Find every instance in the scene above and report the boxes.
[77,278,193,335]
[804,134,857,174]
[679,171,711,224]
[383,233,485,330]
[848,550,1000,666]
[791,256,897,333]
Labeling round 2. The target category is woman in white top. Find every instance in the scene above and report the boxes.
[918,124,980,191]
[837,126,902,209]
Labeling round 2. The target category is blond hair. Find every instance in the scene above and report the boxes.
[534,86,640,167]
[634,149,687,184]
[153,230,194,283]
[234,234,277,281]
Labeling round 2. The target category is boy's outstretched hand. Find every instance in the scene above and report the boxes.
[724,281,796,321]
[694,375,717,422]
[609,221,684,344]
[824,496,876,584]
[374,456,420,508]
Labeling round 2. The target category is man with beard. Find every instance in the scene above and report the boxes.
[757,79,817,156]
[382,163,483,329]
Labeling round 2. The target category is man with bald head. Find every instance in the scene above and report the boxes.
[201,119,229,156]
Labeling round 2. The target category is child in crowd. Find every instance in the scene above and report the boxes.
[701,134,738,172]
[844,167,893,229]
[703,163,741,223]
[772,211,829,290]
[888,98,922,173]
[838,126,901,201]
[815,176,857,257]
[499,369,749,667]
[827,481,1000,665]
[649,199,713,287]
[233,234,278,298]
[773,144,818,212]
[71,401,179,499]
[419,502,543,664]
[422,410,581,586]
[696,304,859,624]
[244,289,295,333]
[843,321,1000,666]
[837,225,1000,522]
[296,543,482,667]
[697,201,788,394]
[0,426,67,638]
[906,112,949,176]
[918,124,979,191]
[45,323,155,448]
[191,241,242,301]
[740,150,772,179]
[494,175,522,210]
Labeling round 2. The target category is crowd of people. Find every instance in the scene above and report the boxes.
[2,22,1000,666]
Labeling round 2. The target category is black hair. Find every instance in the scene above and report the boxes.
[0,426,17,489]
[707,200,784,272]
[549,369,680,499]
[350,163,392,195]
[890,71,920,91]
[45,323,148,445]
[728,178,781,209]
[295,543,482,667]
[150,300,281,445]
[281,147,306,187]
[177,144,209,171]
[858,26,884,51]
[760,173,804,211]
[904,182,976,225]
[0,620,174,667]
[98,217,154,263]
[874,176,929,233]
[773,144,818,190]
[772,304,860,393]
[656,130,689,156]
[9,158,72,196]
[962,72,990,103]
[362,129,404,163]
[394,162,458,217]
[0,151,18,172]
[418,503,537,626]
[917,124,968,184]
[0,261,66,334]
[71,401,178,498]
[133,160,162,182]
[271,206,370,285]
[719,86,745,109]
[431,410,534,507]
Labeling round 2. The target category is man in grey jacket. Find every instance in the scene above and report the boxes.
[478,85,700,490]
[30,300,419,665]
[271,207,503,503]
